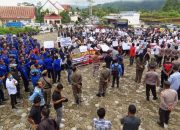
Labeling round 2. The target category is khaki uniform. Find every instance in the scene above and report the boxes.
[39,76,52,106]
[135,57,145,83]
[71,71,82,103]
[98,68,110,95]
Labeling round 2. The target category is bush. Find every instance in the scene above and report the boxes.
[0,27,39,35]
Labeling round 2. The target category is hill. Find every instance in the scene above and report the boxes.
[96,0,165,11]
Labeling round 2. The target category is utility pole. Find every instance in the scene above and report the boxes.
[88,0,93,17]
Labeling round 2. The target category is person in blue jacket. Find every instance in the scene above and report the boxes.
[30,64,41,88]
[0,59,9,88]
[53,55,62,83]
[111,60,122,88]
[18,61,30,92]
[44,55,54,80]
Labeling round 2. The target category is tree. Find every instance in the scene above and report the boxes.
[162,0,180,12]
[60,11,71,23]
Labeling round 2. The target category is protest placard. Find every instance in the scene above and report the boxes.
[60,37,72,47]
[44,41,54,48]
[112,41,118,47]
[122,42,130,50]
[79,46,88,53]
[99,44,110,52]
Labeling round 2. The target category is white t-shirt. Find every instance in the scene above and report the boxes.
[6,78,17,95]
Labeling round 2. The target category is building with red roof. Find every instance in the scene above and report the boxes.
[0,6,36,26]
[44,13,62,25]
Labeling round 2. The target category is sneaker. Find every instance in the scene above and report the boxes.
[164,123,168,129]
[157,121,164,128]
[146,98,150,101]
[61,118,65,122]
[60,123,65,128]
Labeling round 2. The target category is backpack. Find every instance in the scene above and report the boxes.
[112,65,119,76]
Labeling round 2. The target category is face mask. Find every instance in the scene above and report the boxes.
[9,75,13,79]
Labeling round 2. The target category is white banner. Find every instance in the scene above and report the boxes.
[44,41,54,48]
[122,42,130,50]
[112,41,118,47]
[60,37,72,47]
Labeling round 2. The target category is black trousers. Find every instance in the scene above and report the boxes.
[22,78,29,92]
[129,57,135,65]
[54,70,61,83]
[16,84,21,98]
[10,94,17,108]
[0,89,5,102]
[161,71,168,88]
[159,108,171,125]
[146,84,157,99]
[177,87,180,100]
[47,69,54,81]
[112,75,119,88]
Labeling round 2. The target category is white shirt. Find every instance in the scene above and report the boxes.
[6,78,17,95]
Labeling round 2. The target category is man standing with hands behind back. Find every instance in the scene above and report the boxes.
[157,81,178,128]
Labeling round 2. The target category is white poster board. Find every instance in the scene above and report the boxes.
[44,41,54,48]
[112,41,118,47]
[79,46,88,52]
[60,37,72,47]
[100,44,110,52]
[122,43,130,50]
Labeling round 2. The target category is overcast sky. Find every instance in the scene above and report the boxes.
[0,0,145,6]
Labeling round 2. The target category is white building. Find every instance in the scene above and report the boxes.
[119,11,140,26]
[104,11,140,26]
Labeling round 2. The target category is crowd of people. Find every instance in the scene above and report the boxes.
[0,25,179,130]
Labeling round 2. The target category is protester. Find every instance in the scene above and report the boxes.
[0,76,6,105]
[53,55,62,83]
[168,65,180,99]
[6,72,18,109]
[111,60,122,88]
[39,70,52,107]
[66,54,73,84]
[96,63,111,97]
[44,55,54,81]
[129,43,136,66]
[104,51,113,68]
[93,108,112,130]
[37,107,58,130]
[92,51,101,77]
[71,66,82,104]
[160,57,173,88]
[29,81,45,108]
[28,96,42,129]
[121,104,141,130]
[52,83,68,129]
[135,55,145,83]
[157,81,178,128]
[143,65,160,101]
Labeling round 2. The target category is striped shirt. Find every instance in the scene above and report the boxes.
[93,118,112,130]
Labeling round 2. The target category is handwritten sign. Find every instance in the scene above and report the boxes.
[60,37,72,47]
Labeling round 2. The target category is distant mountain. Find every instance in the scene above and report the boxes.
[96,0,165,11]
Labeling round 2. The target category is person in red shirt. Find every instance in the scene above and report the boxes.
[160,57,173,88]
[129,43,136,65]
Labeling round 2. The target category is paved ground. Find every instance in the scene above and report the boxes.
[0,32,180,130]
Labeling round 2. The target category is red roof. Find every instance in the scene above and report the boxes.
[44,13,62,19]
[0,6,35,19]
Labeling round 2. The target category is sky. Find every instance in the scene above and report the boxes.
[0,0,145,6]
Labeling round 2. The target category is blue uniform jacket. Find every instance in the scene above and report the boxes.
[44,57,53,70]
[53,59,61,71]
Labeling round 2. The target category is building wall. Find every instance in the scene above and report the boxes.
[121,13,140,25]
